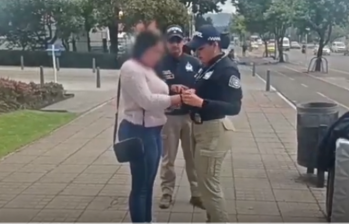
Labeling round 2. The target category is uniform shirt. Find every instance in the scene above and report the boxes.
[156,53,201,115]
[190,53,242,122]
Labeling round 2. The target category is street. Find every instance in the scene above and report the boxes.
[287,49,349,74]
[254,52,349,115]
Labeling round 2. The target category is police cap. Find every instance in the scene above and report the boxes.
[165,25,184,40]
[186,25,221,50]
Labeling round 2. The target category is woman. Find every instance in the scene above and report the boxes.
[118,26,182,222]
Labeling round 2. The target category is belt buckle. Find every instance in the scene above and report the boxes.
[193,113,203,124]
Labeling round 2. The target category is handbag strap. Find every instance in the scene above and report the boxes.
[113,76,145,144]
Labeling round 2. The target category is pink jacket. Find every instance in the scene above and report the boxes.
[119,59,171,127]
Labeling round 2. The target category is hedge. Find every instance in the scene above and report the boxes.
[0,50,129,69]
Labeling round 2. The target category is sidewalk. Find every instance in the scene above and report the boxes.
[0,67,326,222]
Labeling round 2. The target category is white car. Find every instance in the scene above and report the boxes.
[314,45,331,55]
[331,41,346,53]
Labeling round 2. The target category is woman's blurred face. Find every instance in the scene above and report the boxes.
[142,41,165,67]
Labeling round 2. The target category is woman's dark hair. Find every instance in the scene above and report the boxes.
[132,30,162,59]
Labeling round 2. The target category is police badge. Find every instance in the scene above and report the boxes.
[185,62,193,72]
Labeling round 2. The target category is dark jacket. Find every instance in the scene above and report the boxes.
[189,54,242,122]
[155,53,201,115]
[317,111,349,171]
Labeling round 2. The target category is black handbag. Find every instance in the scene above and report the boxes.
[113,78,145,163]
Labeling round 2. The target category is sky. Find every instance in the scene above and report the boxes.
[219,2,236,13]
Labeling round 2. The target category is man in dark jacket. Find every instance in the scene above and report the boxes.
[156,25,204,210]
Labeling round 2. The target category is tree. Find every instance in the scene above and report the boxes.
[264,0,295,62]
[294,0,349,70]
[0,0,79,50]
[229,14,247,40]
[180,0,226,29]
[121,0,189,33]
[329,25,347,43]
[77,0,99,52]
[232,0,273,56]
[195,15,213,28]
[205,17,213,25]
[180,0,227,15]
[54,1,84,51]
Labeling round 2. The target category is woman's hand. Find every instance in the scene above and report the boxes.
[170,94,182,106]
[170,85,188,93]
[181,91,203,107]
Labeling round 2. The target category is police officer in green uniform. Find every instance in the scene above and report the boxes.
[181,25,242,222]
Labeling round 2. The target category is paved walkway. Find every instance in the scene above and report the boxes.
[0,67,327,222]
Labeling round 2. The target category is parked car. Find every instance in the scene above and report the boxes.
[331,41,346,53]
[291,41,301,49]
[251,41,259,49]
[313,45,331,55]
[282,37,290,51]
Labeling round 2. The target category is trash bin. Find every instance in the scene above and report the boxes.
[297,102,339,187]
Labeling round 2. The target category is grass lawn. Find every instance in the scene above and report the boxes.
[0,110,76,158]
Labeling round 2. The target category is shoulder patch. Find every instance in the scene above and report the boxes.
[228,75,241,89]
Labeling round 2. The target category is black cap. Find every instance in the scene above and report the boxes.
[166,25,184,39]
[186,25,221,50]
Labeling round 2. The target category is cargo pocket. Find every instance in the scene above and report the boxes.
[222,119,235,131]
[200,149,226,176]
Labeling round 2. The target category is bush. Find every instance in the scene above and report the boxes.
[0,78,67,113]
[0,50,129,69]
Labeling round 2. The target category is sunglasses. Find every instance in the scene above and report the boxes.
[167,36,183,44]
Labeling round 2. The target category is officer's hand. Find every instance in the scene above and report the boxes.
[170,85,188,93]
[182,89,195,94]
[181,92,203,107]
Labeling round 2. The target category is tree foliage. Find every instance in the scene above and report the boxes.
[180,0,226,14]
[232,0,294,61]
[0,0,190,53]
[121,0,189,32]
[293,0,349,70]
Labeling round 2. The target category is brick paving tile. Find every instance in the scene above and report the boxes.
[0,68,327,222]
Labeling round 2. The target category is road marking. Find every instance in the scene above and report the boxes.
[316,92,326,97]
[316,92,349,110]
[301,83,308,87]
[282,65,349,92]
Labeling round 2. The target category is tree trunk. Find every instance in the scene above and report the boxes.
[62,39,70,51]
[315,37,325,71]
[108,25,119,54]
[84,21,91,52]
[264,41,268,57]
[72,38,77,52]
[277,38,284,62]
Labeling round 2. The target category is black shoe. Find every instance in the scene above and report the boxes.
[189,196,205,209]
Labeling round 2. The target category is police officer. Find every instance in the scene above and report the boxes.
[182,25,242,222]
[156,25,204,209]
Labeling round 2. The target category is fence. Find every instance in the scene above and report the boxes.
[0,50,129,69]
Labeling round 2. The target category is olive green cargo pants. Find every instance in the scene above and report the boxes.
[160,115,200,197]
[193,118,235,222]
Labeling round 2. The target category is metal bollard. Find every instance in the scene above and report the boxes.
[39,66,44,86]
[92,58,96,73]
[96,67,101,88]
[20,55,24,70]
[266,70,271,91]
[252,62,256,76]
[56,57,60,71]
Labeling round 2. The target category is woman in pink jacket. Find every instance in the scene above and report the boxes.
[118,24,182,222]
